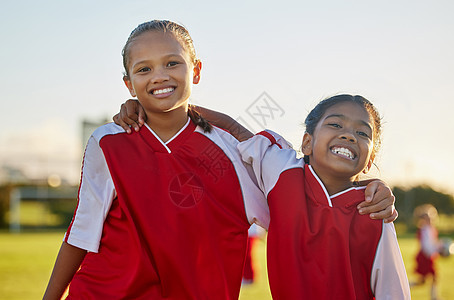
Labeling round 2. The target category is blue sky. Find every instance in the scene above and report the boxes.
[1,0,453,193]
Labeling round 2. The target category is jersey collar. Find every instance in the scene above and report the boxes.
[305,164,366,208]
[141,118,195,153]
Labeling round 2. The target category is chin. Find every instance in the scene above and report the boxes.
[331,166,360,178]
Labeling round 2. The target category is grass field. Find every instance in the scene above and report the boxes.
[1,232,453,299]
[239,236,454,300]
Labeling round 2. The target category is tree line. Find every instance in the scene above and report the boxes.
[393,184,454,232]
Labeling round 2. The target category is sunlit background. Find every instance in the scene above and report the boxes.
[1,0,453,193]
[1,1,454,299]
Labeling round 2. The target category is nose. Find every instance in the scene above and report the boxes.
[340,131,356,143]
[151,67,170,83]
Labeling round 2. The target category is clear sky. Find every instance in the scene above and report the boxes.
[1,0,453,194]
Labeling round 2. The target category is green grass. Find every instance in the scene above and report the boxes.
[1,232,453,299]
[239,238,272,299]
[0,232,63,300]
[240,236,454,300]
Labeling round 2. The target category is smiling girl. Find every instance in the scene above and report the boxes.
[43,20,270,299]
[239,94,410,299]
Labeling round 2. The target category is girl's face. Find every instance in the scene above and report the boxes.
[302,101,375,183]
[123,31,201,118]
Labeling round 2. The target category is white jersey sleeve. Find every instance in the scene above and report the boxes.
[198,126,270,229]
[370,222,411,300]
[64,132,117,253]
[237,130,302,197]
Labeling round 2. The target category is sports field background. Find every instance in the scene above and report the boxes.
[1,232,453,300]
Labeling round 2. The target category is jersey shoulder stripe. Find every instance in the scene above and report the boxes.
[92,122,125,143]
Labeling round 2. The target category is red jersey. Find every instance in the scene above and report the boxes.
[64,119,269,299]
[238,130,410,300]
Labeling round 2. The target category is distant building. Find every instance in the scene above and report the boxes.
[0,166,28,185]
[81,118,110,150]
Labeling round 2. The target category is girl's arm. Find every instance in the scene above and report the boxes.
[43,128,116,299]
[113,99,253,141]
[191,105,253,141]
[43,242,87,300]
[113,101,397,222]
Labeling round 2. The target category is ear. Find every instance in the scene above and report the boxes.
[123,75,136,97]
[193,60,202,84]
[301,132,313,156]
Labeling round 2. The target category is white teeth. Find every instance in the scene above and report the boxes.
[331,147,355,159]
[153,87,174,95]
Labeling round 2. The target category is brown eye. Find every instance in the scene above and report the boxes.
[166,61,179,67]
[138,67,151,73]
[357,131,370,138]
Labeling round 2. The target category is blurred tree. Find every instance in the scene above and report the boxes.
[393,185,454,230]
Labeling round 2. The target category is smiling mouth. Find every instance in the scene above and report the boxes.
[152,87,175,95]
[330,146,356,160]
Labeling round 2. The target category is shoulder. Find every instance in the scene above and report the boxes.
[257,130,294,150]
[195,125,240,149]
[207,125,239,143]
[91,123,126,142]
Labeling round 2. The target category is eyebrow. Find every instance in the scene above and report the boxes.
[325,114,373,131]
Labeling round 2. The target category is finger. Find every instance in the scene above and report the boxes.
[113,113,132,134]
[138,105,146,126]
[125,113,140,132]
[118,104,142,133]
[120,102,138,122]
[369,205,394,220]
[358,192,395,209]
[117,117,135,134]
[358,193,394,215]
[384,209,398,223]
[120,103,141,132]
[124,101,143,131]
[358,202,385,215]
[113,113,119,124]
[359,180,394,208]
[124,118,140,132]
[363,181,379,202]
[125,99,146,128]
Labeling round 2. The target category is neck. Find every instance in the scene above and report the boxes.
[309,165,356,195]
[323,179,354,196]
[145,108,189,143]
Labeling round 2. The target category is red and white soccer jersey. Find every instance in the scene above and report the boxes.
[238,130,410,300]
[415,225,439,277]
[64,118,269,299]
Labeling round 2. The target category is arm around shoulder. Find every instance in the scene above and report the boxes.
[191,105,253,141]
[237,130,297,196]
